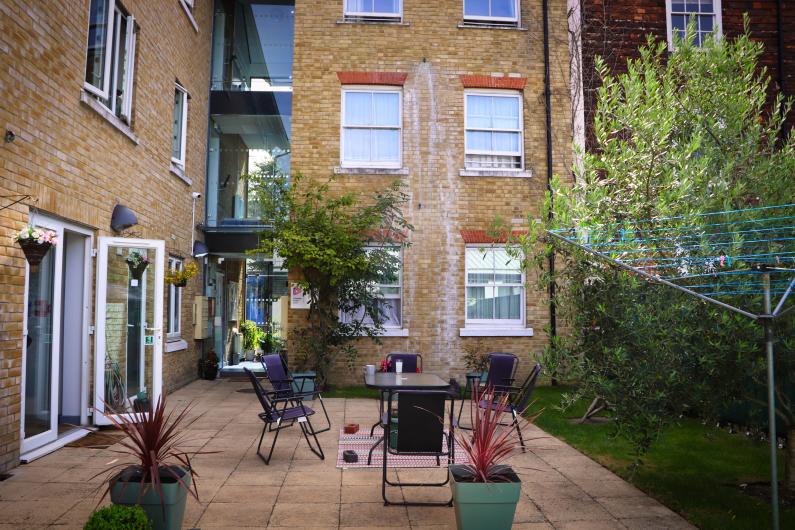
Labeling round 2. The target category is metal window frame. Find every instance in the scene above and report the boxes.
[171,83,189,167]
[340,86,403,168]
[167,256,183,338]
[83,0,116,99]
[464,245,525,327]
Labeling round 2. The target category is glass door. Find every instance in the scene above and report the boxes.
[21,235,61,452]
[94,237,164,425]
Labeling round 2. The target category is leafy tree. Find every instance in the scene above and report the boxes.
[253,171,412,387]
[522,23,795,491]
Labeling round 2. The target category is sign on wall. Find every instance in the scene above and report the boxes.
[290,283,311,309]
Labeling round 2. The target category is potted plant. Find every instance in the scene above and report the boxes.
[201,351,219,380]
[165,261,198,287]
[462,340,490,382]
[449,386,531,530]
[14,225,57,271]
[97,394,202,530]
[240,320,262,362]
[126,251,151,280]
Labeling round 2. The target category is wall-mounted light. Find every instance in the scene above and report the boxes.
[192,240,209,258]
[110,204,138,232]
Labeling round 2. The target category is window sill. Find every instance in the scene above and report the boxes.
[458,22,527,31]
[337,18,408,26]
[170,162,193,186]
[460,169,532,178]
[334,166,409,176]
[179,0,199,33]
[80,90,139,145]
[165,338,188,352]
[351,327,409,337]
[459,327,534,337]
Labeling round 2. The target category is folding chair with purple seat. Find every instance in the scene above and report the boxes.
[369,353,423,437]
[457,352,519,429]
[261,353,330,433]
[477,362,542,452]
[243,367,325,464]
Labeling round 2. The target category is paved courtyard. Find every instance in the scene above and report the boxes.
[0,380,694,529]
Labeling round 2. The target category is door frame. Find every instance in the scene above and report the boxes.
[20,215,93,454]
[93,237,165,426]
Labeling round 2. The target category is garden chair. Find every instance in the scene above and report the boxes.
[477,362,542,452]
[381,389,455,506]
[243,368,325,464]
[457,352,519,429]
[370,352,423,437]
[260,353,330,433]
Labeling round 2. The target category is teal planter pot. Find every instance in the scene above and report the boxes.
[291,371,316,401]
[449,465,521,530]
[110,466,190,530]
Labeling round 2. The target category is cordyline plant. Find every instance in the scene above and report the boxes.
[455,386,541,482]
[94,395,209,513]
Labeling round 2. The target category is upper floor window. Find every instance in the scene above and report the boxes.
[84,0,137,122]
[463,0,519,25]
[465,247,524,327]
[341,88,402,168]
[344,0,402,21]
[172,83,188,167]
[666,0,721,47]
[465,91,523,170]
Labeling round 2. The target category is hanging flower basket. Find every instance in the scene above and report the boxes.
[126,251,151,280]
[173,278,188,287]
[14,226,57,272]
[165,260,198,287]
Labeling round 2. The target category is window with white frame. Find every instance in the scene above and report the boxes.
[463,0,519,24]
[465,91,523,169]
[172,84,188,167]
[344,0,402,21]
[167,257,183,338]
[667,0,721,47]
[341,247,402,328]
[465,247,524,327]
[341,88,402,167]
[84,0,137,122]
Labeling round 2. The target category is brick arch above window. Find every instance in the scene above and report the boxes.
[459,75,527,90]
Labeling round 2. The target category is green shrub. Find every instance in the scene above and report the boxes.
[84,505,152,530]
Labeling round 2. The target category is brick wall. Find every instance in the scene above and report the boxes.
[289,0,573,385]
[0,0,212,473]
[576,0,795,148]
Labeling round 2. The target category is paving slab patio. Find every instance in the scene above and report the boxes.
[0,379,695,529]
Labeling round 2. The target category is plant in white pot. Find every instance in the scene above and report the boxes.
[95,395,205,530]
[450,386,539,530]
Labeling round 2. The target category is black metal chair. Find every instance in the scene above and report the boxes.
[243,367,325,464]
[370,352,423,437]
[477,362,542,452]
[457,352,519,430]
[261,353,330,433]
[381,389,455,506]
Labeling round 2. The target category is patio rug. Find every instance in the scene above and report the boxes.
[336,427,471,469]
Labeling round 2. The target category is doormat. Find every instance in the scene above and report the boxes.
[66,429,126,449]
[336,427,470,469]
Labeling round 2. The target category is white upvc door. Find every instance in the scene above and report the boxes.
[94,237,164,425]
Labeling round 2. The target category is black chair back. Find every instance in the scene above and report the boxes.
[261,353,291,393]
[244,367,274,421]
[486,352,518,390]
[394,391,446,453]
[386,352,422,373]
[513,363,542,412]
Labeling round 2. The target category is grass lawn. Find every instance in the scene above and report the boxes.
[531,385,794,529]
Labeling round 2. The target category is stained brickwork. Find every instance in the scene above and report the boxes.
[289,0,574,384]
[0,0,212,473]
[576,0,795,148]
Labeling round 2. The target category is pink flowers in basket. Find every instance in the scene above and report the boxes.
[14,225,58,246]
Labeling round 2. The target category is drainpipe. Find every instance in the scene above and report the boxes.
[542,0,558,383]
[776,0,787,128]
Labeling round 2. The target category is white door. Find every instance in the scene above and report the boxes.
[94,237,164,425]
[21,217,92,454]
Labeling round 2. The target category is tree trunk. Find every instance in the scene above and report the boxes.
[785,427,795,495]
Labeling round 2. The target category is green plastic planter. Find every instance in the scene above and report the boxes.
[110,466,190,530]
[449,465,521,530]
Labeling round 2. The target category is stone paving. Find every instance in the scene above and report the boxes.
[0,380,695,529]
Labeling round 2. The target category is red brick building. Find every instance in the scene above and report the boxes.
[568,0,795,148]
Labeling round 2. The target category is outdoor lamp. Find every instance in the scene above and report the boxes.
[193,240,209,258]
[110,204,138,232]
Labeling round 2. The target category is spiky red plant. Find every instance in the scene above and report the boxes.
[455,386,535,483]
[95,395,204,510]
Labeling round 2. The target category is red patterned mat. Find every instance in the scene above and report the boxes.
[336,427,471,469]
